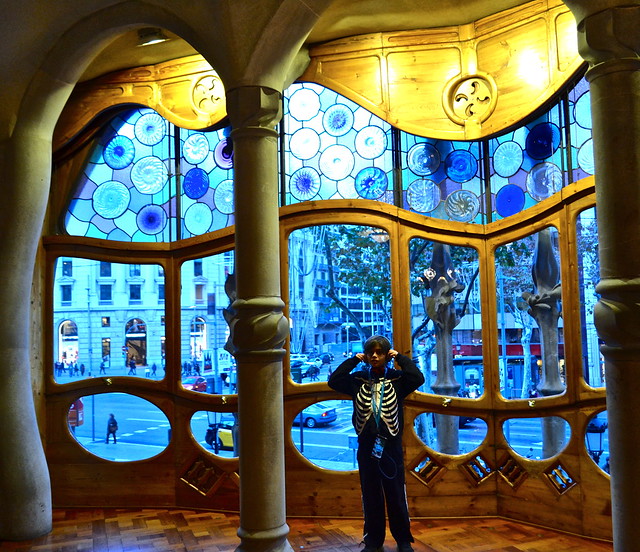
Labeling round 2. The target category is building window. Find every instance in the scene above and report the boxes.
[99,284,112,303]
[130,264,141,277]
[62,260,73,277]
[101,316,110,327]
[61,284,72,305]
[195,283,205,305]
[101,338,111,366]
[129,283,142,304]
[100,261,111,277]
[194,259,203,277]
[158,283,165,303]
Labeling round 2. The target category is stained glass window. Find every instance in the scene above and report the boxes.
[64,108,234,241]
[283,83,394,204]
[64,78,592,241]
[401,135,483,222]
[488,104,567,221]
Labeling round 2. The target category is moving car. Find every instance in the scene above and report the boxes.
[292,403,337,428]
[182,376,207,392]
[205,414,235,451]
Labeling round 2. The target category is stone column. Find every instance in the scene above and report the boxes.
[0,132,52,539]
[564,2,640,549]
[225,85,292,552]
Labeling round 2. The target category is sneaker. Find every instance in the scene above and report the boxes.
[362,547,383,552]
[397,544,414,552]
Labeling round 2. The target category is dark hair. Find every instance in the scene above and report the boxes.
[363,335,391,355]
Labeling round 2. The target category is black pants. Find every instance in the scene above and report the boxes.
[357,435,413,547]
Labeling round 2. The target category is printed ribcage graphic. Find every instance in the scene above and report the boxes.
[355,380,400,436]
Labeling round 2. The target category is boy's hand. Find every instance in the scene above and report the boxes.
[388,349,398,359]
[355,353,365,361]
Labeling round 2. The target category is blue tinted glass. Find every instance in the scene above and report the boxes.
[283,83,394,205]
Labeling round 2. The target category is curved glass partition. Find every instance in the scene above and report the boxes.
[585,411,609,473]
[68,393,170,461]
[503,416,570,460]
[53,258,165,383]
[291,400,353,470]
[287,224,392,378]
[191,411,238,458]
[576,207,604,388]
[495,227,564,400]
[409,239,482,398]
[180,252,236,395]
[414,412,487,455]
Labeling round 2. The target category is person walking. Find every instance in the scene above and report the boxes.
[328,335,424,552]
[105,413,118,444]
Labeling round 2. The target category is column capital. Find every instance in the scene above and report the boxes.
[225,85,282,132]
[568,4,640,68]
[229,296,288,361]
[594,278,640,360]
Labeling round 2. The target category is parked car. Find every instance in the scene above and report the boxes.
[182,376,207,392]
[293,403,337,428]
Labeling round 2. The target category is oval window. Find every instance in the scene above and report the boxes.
[414,412,487,455]
[503,416,571,460]
[68,393,170,461]
[585,411,609,474]
[291,400,350,470]
[191,411,238,458]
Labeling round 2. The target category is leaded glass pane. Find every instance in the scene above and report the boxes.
[488,105,568,221]
[283,83,394,204]
[568,77,594,180]
[179,127,234,238]
[65,108,173,241]
[400,134,483,222]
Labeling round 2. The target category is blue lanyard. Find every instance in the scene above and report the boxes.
[372,378,386,427]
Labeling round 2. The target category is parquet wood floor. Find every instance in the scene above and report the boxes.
[0,509,613,552]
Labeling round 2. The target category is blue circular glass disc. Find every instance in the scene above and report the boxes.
[574,93,592,130]
[184,202,213,235]
[444,150,478,182]
[288,88,320,121]
[495,184,525,217]
[407,143,440,176]
[578,138,594,175]
[526,162,563,201]
[183,133,210,165]
[93,180,130,219]
[525,122,561,160]
[134,112,165,146]
[104,135,135,169]
[355,167,388,199]
[493,141,523,178]
[290,167,321,201]
[214,179,234,214]
[319,145,355,180]
[445,190,480,222]
[355,126,387,159]
[137,204,167,235]
[183,168,209,200]
[323,104,354,137]
[290,128,320,160]
[407,178,441,212]
[131,156,168,194]
[214,138,233,169]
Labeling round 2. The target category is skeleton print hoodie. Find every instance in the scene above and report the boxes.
[328,354,424,443]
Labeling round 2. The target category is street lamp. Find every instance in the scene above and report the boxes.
[586,417,608,463]
[342,322,353,356]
